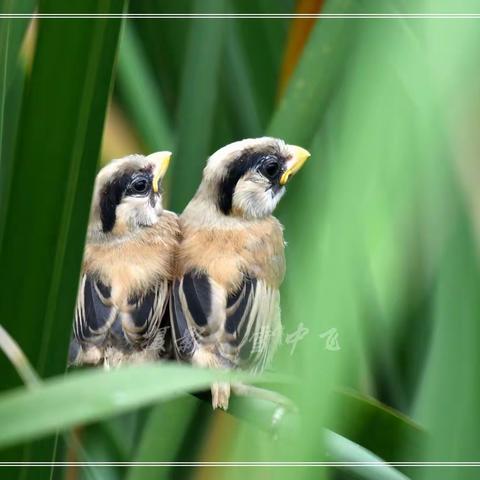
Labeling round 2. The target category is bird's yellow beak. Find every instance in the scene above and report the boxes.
[148,151,172,193]
[280,145,311,186]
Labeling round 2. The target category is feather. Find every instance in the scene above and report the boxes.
[170,270,281,373]
[120,280,169,350]
[73,275,117,346]
[70,275,170,364]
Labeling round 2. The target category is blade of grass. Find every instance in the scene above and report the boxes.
[0,364,250,450]
[126,396,200,480]
[0,0,34,250]
[409,14,480,475]
[128,0,194,114]
[413,222,480,476]
[268,0,357,145]
[0,0,125,387]
[0,321,125,480]
[0,324,40,387]
[277,0,324,97]
[227,387,423,466]
[329,389,424,463]
[170,0,227,211]
[0,0,33,94]
[116,21,173,152]
[221,21,263,137]
[325,430,409,480]
[0,0,125,475]
[232,0,293,125]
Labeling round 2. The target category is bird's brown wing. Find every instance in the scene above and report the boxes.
[170,271,209,360]
[119,280,170,352]
[70,274,117,363]
[70,275,169,364]
[171,270,281,372]
[223,276,282,372]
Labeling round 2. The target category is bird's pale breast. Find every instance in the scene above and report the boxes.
[177,215,286,293]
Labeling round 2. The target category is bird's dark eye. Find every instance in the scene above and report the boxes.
[129,176,150,195]
[261,157,280,179]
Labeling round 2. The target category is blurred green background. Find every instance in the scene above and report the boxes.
[1,0,480,479]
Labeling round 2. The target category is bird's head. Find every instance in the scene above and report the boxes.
[200,137,310,220]
[89,151,171,238]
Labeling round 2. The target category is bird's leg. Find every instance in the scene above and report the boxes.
[192,348,232,410]
[211,382,231,410]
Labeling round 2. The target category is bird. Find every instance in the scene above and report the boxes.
[69,151,180,368]
[170,137,310,409]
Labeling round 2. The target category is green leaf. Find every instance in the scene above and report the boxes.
[128,0,194,113]
[232,0,293,126]
[268,0,358,145]
[116,21,173,152]
[170,0,228,211]
[330,389,424,463]
[126,396,202,480]
[0,0,33,93]
[221,22,263,137]
[410,9,480,472]
[227,386,423,474]
[325,430,409,480]
[414,223,480,476]
[0,0,34,249]
[0,0,125,388]
[0,0,125,475]
[0,364,246,450]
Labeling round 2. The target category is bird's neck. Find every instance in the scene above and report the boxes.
[182,189,273,231]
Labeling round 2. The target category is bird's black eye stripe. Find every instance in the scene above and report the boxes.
[217,151,285,215]
[218,149,282,215]
[99,173,131,233]
[99,169,153,233]
[217,151,259,215]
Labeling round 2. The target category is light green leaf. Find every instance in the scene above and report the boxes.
[0,364,246,450]
[170,0,228,211]
[117,21,173,151]
[268,0,358,145]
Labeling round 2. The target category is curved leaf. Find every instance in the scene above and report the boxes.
[0,364,247,450]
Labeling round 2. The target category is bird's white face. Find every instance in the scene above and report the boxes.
[199,137,310,221]
[115,179,163,230]
[231,168,286,219]
[90,152,171,239]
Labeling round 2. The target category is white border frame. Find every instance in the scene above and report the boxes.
[1,9,479,470]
